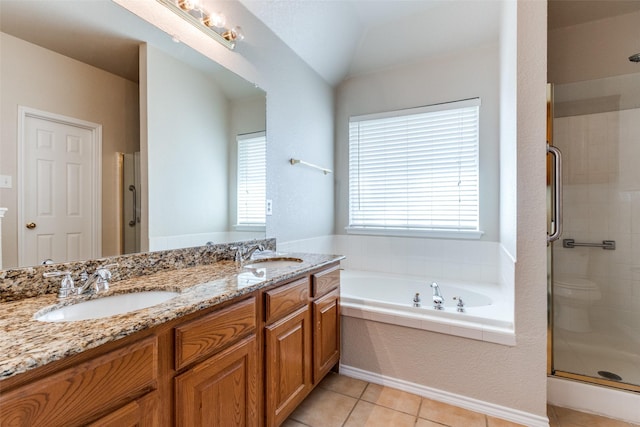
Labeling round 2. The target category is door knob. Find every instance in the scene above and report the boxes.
[26,222,36,229]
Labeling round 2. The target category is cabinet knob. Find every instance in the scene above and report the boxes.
[26,222,37,229]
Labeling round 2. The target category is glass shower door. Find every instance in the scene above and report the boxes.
[550,73,640,392]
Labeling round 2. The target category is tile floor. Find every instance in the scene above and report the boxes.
[284,373,640,427]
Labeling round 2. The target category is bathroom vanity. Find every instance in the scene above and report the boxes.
[0,252,342,427]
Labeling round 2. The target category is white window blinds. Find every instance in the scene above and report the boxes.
[237,132,266,226]
[348,98,480,235]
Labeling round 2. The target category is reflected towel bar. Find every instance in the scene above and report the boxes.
[289,158,332,175]
[562,239,615,250]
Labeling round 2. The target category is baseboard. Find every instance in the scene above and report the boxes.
[339,364,550,427]
[547,376,639,424]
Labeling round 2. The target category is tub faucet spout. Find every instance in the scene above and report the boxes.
[430,282,444,310]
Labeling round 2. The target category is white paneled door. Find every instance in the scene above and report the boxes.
[19,108,101,266]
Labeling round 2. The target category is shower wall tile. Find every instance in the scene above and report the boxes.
[554,107,640,332]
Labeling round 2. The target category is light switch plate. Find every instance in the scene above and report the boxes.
[0,175,12,189]
[266,199,273,216]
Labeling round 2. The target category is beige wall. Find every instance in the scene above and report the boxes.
[0,32,139,267]
[548,10,640,84]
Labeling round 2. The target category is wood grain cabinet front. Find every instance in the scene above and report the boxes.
[264,305,312,427]
[312,265,340,298]
[0,337,158,427]
[313,287,340,383]
[87,394,159,427]
[175,334,259,427]
[174,296,256,370]
[264,277,310,324]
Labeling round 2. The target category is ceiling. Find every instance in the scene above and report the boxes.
[242,0,640,86]
[2,1,639,89]
[239,0,501,85]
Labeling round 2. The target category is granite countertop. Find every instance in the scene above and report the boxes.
[0,253,343,380]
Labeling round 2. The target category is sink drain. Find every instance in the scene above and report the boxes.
[597,371,622,381]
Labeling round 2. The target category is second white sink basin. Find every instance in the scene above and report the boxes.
[243,257,303,269]
[35,291,180,322]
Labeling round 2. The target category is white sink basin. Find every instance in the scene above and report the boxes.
[243,257,303,269]
[35,291,180,322]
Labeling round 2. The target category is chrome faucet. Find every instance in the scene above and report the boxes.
[77,264,117,295]
[430,282,444,310]
[43,270,76,298]
[232,244,265,265]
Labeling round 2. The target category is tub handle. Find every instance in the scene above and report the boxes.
[413,292,421,307]
[453,296,465,312]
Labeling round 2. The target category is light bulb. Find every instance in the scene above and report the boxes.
[177,0,194,11]
[223,26,244,42]
[203,12,226,28]
[232,26,245,41]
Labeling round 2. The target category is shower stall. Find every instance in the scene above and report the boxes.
[547,69,640,392]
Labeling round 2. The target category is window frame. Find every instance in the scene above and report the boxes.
[346,98,483,239]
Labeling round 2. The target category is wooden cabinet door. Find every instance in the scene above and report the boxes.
[265,305,312,427]
[313,288,340,383]
[175,335,258,427]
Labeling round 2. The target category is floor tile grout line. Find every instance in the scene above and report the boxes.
[414,393,426,426]
[340,380,370,427]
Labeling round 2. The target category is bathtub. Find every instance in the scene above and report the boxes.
[340,270,515,345]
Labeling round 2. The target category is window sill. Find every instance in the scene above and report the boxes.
[345,227,484,240]
[233,224,266,232]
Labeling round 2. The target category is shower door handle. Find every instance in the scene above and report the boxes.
[128,185,137,227]
[547,144,563,243]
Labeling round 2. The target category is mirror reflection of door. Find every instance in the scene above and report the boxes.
[19,107,101,266]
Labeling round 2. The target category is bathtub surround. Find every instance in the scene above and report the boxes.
[340,270,515,346]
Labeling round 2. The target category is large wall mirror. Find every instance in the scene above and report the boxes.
[0,0,266,269]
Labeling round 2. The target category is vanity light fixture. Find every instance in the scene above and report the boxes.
[157,0,243,50]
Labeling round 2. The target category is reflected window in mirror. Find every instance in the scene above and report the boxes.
[236,132,266,230]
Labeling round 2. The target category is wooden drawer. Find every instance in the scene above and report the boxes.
[175,296,256,370]
[0,336,158,427]
[312,265,340,297]
[264,277,310,324]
